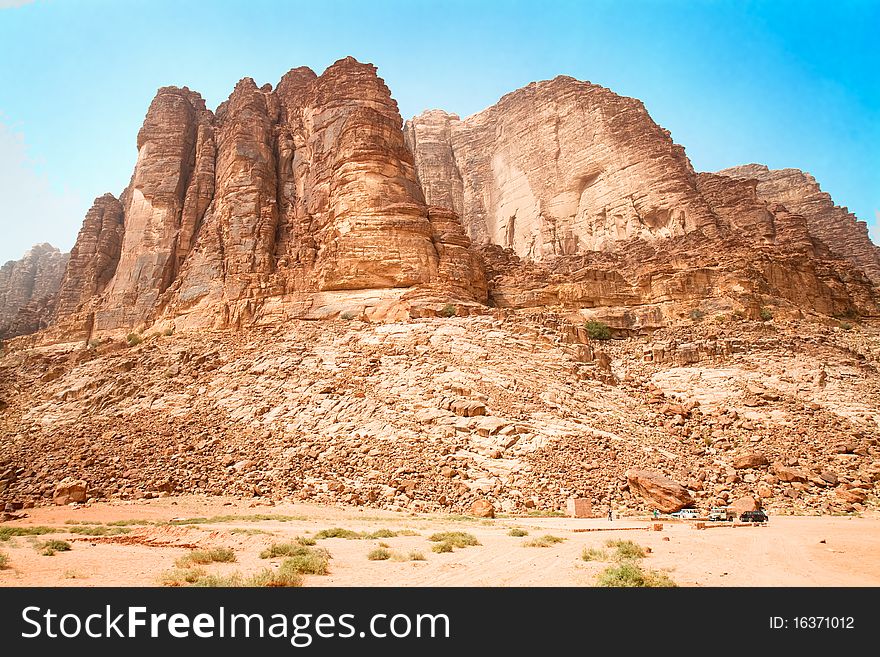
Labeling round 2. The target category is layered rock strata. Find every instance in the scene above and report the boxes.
[719,164,880,284]
[0,244,68,339]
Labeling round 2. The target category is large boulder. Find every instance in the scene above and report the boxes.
[52,478,88,505]
[470,499,495,518]
[732,451,769,469]
[625,469,693,513]
[772,464,808,483]
[729,495,760,515]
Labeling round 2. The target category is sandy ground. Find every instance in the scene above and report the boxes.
[1,496,878,587]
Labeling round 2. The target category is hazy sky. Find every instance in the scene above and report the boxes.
[1,0,878,263]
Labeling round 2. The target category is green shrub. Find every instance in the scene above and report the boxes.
[368,547,391,561]
[175,547,236,567]
[428,531,480,548]
[585,320,611,340]
[315,527,363,540]
[439,304,457,318]
[0,526,57,541]
[596,562,677,587]
[364,529,398,539]
[523,534,566,548]
[605,539,646,560]
[508,528,528,537]
[161,567,209,586]
[283,551,329,575]
[582,547,610,562]
[759,307,773,321]
[126,332,143,347]
[251,559,304,587]
[67,525,130,536]
[40,540,71,556]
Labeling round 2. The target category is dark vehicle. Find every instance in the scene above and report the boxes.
[740,510,768,523]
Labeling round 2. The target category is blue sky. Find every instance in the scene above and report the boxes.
[1,0,878,263]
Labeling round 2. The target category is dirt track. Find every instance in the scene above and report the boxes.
[1,497,877,587]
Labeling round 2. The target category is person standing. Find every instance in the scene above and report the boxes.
[608,508,613,522]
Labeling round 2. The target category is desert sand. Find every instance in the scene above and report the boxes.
[1,497,877,587]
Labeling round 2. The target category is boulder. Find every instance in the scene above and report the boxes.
[625,469,693,513]
[470,499,495,518]
[772,464,808,483]
[52,478,88,505]
[729,495,760,515]
[732,451,769,469]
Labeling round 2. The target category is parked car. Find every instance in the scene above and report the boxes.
[740,510,769,523]
[708,506,735,521]
[670,508,700,519]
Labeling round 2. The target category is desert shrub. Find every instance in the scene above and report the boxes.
[0,526,57,541]
[581,547,610,562]
[0,551,8,569]
[364,529,398,539]
[368,547,391,561]
[408,551,426,561]
[161,567,209,586]
[585,320,611,340]
[439,304,457,317]
[428,531,479,548]
[759,307,773,321]
[340,311,357,321]
[67,525,130,536]
[175,547,236,567]
[840,321,853,331]
[690,309,705,322]
[162,327,175,337]
[523,534,566,548]
[606,539,646,560]
[596,562,676,587]
[126,332,143,347]
[40,540,71,556]
[508,528,528,537]
[315,527,363,540]
[283,551,329,575]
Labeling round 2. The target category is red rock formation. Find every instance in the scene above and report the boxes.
[0,243,68,339]
[54,193,124,318]
[96,87,214,330]
[405,78,720,258]
[719,164,880,283]
[18,60,878,341]
[168,57,473,329]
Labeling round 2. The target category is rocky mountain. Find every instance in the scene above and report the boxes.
[3,56,865,345]
[0,243,68,340]
[719,164,880,284]
[1,58,879,518]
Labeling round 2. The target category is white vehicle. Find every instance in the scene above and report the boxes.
[670,508,700,519]
[708,506,735,521]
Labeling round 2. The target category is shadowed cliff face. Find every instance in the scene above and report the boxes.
[0,244,68,340]
[719,164,880,284]
[10,57,875,343]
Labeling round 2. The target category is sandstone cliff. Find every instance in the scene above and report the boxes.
[405,77,720,258]
[0,243,68,339]
[15,59,878,343]
[719,164,880,284]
